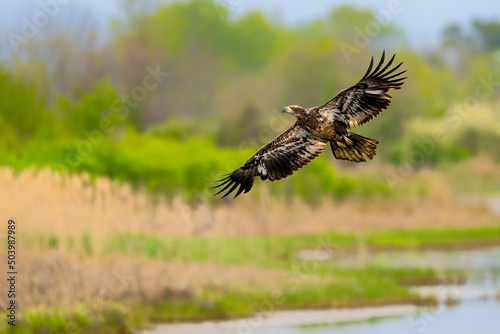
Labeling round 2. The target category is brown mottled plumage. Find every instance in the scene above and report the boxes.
[213,51,406,198]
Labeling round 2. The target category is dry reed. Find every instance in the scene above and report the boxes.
[6,252,285,307]
[1,167,497,245]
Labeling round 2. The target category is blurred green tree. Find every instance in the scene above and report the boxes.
[0,68,45,142]
[473,20,500,51]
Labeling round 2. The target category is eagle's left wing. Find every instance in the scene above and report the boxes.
[319,51,406,128]
[212,123,328,198]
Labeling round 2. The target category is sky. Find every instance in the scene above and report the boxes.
[1,0,500,50]
[229,0,500,49]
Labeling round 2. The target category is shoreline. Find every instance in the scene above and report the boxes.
[140,305,419,334]
[140,283,500,334]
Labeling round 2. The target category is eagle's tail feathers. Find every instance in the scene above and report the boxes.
[330,132,379,163]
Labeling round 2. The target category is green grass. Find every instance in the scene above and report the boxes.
[101,225,500,266]
[101,231,356,266]
[0,303,143,334]
[1,267,435,334]
[365,226,500,249]
[10,225,500,333]
[144,267,437,322]
[148,287,266,322]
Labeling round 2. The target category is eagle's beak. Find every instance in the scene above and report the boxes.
[282,107,291,114]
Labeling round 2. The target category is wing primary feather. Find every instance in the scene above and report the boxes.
[205,177,218,182]
[233,184,246,198]
[211,171,232,177]
[384,70,407,81]
[372,53,395,77]
[361,56,374,80]
[206,174,230,182]
[213,124,327,198]
[207,171,232,183]
[379,61,403,78]
[369,50,386,78]
[316,51,405,131]
[221,182,239,199]
[210,177,232,189]
[386,80,406,88]
[214,179,236,196]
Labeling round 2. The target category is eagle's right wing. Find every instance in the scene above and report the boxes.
[212,123,328,198]
[318,51,406,128]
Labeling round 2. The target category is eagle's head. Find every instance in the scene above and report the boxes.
[282,105,305,117]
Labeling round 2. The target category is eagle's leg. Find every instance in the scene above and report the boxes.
[330,132,379,163]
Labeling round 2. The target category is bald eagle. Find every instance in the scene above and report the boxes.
[213,51,406,198]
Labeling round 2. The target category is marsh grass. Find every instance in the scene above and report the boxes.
[0,255,436,334]
[1,168,499,333]
[1,303,138,334]
[2,168,497,244]
[101,227,500,266]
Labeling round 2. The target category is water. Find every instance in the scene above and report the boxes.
[142,247,500,334]
[325,246,500,272]
[254,300,500,334]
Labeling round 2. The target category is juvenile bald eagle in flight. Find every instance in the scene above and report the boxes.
[213,51,406,198]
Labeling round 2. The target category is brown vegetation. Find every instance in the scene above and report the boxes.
[2,168,497,245]
[14,253,286,307]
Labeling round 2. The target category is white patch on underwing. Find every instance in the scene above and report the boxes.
[257,163,267,177]
[365,88,384,94]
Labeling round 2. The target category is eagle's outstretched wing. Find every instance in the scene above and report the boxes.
[212,123,328,198]
[319,51,406,128]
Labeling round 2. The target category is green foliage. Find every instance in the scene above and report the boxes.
[150,287,261,321]
[48,235,59,249]
[64,78,124,136]
[1,0,500,198]
[1,303,138,334]
[328,5,402,41]
[81,232,94,256]
[390,102,500,165]
[0,67,45,142]
[137,0,288,71]
[366,226,500,248]
[472,19,500,51]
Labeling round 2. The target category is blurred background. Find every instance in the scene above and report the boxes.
[1,0,500,333]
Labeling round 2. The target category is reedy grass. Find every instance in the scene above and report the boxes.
[1,303,142,334]
[0,267,436,334]
[5,225,496,333]
[99,226,500,266]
